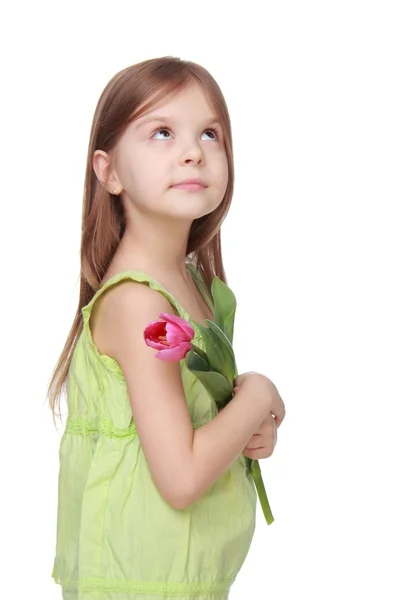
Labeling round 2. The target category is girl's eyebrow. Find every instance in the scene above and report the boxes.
[135,115,222,129]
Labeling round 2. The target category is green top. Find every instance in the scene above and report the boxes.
[52,264,257,600]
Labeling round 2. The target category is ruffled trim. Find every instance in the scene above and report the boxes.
[64,417,208,438]
[65,417,137,438]
[53,574,233,596]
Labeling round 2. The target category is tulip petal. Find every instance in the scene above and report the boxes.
[159,312,195,339]
[145,338,170,351]
[155,341,192,362]
[143,320,168,350]
[144,320,166,340]
[164,321,192,346]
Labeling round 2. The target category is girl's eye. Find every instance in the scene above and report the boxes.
[151,127,221,141]
[204,128,220,141]
[151,128,172,140]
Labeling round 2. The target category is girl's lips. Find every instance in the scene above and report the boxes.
[171,183,207,190]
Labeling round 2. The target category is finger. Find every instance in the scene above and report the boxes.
[243,446,273,460]
[245,435,263,449]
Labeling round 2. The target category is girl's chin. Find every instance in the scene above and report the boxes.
[166,204,215,220]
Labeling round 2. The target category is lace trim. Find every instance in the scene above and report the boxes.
[65,417,137,438]
[53,574,233,595]
[65,417,205,438]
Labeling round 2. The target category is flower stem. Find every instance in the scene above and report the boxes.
[249,459,274,525]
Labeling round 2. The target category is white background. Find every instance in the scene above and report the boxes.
[1,1,399,599]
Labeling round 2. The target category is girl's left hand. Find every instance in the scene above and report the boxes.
[242,412,278,459]
[233,386,278,460]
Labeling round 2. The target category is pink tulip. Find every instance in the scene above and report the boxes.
[143,312,195,361]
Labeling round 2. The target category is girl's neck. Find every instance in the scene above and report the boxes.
[116,223,192,278]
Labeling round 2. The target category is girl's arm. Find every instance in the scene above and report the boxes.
[99,281,270,510]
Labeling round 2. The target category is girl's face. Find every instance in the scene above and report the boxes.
[105,83,229,222]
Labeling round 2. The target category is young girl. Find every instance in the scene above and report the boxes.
[48,56,285,600]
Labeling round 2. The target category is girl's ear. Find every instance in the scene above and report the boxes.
[92,150,122,193]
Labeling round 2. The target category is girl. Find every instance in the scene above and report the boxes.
[48,56,285,600]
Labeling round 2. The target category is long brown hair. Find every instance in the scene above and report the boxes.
[47,56,235,418]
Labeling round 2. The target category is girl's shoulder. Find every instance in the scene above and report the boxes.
[78,268,193,382]
[88,259,202,320]
[82,268,190,330]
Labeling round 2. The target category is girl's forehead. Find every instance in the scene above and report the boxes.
[133,87,217,127]
[138,83,213,115]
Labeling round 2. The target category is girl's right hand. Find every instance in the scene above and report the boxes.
[233,371,286,427]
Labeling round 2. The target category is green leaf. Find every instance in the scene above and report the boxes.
[185,362,233,406]
[204,319,237,380]
[190,344,208,364]
[222,307,236,347]
[211,277,237,344]
[185,349,210,372]
[195,323,233,382]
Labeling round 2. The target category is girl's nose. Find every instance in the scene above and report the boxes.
[180,141,204,165]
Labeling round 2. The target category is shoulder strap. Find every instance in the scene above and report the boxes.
[186,262,214,313]
[81,270,189,328]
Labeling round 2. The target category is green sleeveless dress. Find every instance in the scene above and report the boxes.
[52,264,257,600]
